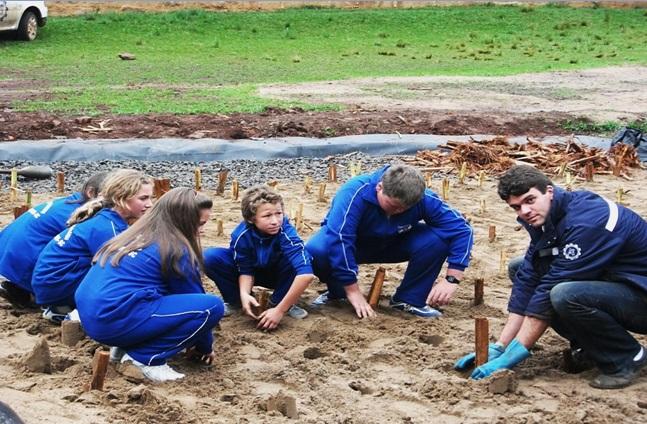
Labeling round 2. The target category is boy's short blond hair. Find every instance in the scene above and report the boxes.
[241,185,284,223]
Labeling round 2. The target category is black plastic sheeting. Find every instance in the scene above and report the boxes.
[0,134,616,162]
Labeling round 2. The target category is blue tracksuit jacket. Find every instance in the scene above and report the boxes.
[76,243,213,351]
[32,208,128,306]
[231,218,313,276]
[0,192,84,291]
[509,187,647,320]
[316,166,473,285]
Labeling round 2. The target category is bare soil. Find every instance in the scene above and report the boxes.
[2,66,646,141]
[1,171,647,423]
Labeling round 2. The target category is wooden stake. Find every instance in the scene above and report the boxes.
[252,287,271,316]
[584,162,594,182]
[350,161,361,178]
[318,183,327,203]
[13,205,29,219]
[367,267,386,308]
[10,168,17,202]
[89,350,110,391]
[153,178,171,199]
[216,218,224,236]
[303,176,312,194]
[499,250,507,274]
[56,171,65,194]
[478,170,485,189]
[61,320,85,347]
[328,163,337,183]
[479,198,486,215]
[295,203,304,232]
[616,188,624,204]
[217,170,229,195]
[474,278,484,306]
[458,162,467,184]
[475,317,489,366]
[425,173,433,189]
[564,171,573,192]
[194,168,202,191]
[231,179,239,201]
[441,178,449,201]
[26,189,32,208]
[488,225,496,243]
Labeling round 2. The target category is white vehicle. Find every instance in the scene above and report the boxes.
[0,1,47,41]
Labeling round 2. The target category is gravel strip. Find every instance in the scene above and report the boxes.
[0,153,409,194]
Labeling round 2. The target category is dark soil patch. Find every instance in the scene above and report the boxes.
[0,108,574,141]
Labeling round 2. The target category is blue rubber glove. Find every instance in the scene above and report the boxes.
[470,339,530,380]
[454,343,505,371]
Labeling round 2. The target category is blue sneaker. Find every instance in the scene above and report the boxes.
[389,299,442,318]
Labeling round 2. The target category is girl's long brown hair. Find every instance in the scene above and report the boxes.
[94,188,211,279]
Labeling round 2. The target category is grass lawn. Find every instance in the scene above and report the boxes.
[2,4,646,115]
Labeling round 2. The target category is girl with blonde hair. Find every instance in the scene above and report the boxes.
[32,169,153,322]
[75,188,223,382]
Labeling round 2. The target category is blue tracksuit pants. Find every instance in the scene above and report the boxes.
[98,293,223,366]
[306,223,450,307]
[203,247,297,306]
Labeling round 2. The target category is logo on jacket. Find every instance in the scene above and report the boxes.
[562,243,582,260]
[397,224,412,234]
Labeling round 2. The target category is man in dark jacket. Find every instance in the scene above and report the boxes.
[455,165,647,389]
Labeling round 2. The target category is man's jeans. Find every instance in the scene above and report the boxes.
[508,255,647,374]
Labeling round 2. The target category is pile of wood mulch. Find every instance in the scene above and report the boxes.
[410,136,643,179]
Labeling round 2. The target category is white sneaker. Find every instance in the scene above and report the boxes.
[121,353,185,382]
[109,346,126,362]
[66,309,81,322]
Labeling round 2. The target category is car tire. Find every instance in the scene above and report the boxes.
[17,11,38,41]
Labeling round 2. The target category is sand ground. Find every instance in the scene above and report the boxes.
[1,165,647,423]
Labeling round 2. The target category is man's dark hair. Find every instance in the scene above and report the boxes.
[497,165,553,201]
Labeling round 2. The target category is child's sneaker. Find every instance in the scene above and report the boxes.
[42,305,72,324]
[110,346,126,363]
[389,299,442,318]
[311,291,347,307]
[121,353,185,382]
[287,304,308,319]
[65,309,81,322]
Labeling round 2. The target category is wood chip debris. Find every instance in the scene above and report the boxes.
[408,136,643,178]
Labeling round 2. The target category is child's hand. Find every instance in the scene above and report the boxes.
[257,307,284,330]
[185,347,216,366]
[241,292,260,319]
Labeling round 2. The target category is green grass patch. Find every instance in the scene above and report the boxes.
[1,5,646,115]
[563,119,647,135]
[17,84,338,115]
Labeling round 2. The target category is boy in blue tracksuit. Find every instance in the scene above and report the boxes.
[32,169,153,322]
[306,164,473,319]
[456,165,647,389]
[0,173,106,308]
[204,185,313,330]
[76,188,223,382]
